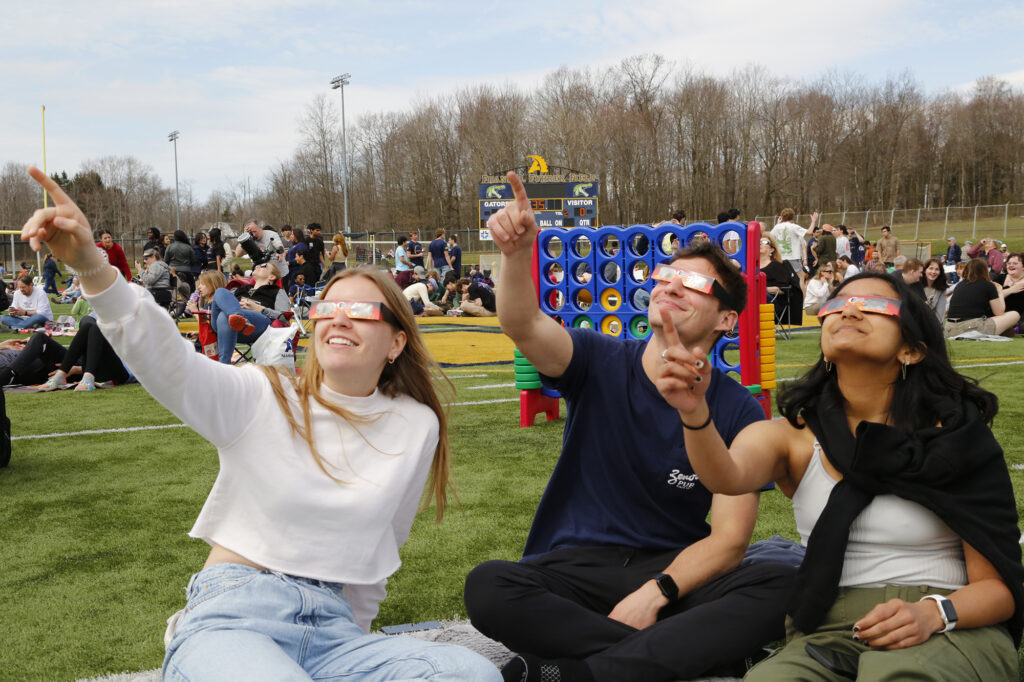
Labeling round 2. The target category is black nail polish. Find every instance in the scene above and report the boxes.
[852,625,860,632]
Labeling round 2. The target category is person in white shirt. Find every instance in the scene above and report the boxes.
[837,255,859,281]
[836,226,851,260]
[770,208,818,288]
[1,275,53,329]
[803,263,836,315]
[20,167,500,682]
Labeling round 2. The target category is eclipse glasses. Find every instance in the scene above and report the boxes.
[817,295,902,319]
[651,263,737,310]
[308,300,400,326]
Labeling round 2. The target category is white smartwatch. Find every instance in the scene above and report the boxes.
[921,594,958,633]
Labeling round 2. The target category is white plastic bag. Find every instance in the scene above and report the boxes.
[250,322,298,373]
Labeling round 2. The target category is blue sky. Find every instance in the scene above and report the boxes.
[3,0,1023,202]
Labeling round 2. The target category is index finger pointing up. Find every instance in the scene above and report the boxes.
[507,171,530,207]
[28,166,72,206]
[659,306,682,348]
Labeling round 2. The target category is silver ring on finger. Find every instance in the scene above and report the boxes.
[660,349,669,361]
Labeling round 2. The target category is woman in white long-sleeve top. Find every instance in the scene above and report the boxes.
[21,167,499,682]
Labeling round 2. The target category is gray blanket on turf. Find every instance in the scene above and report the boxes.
[76,618,741,682]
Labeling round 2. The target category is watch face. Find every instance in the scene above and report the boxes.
[939,598,958,623]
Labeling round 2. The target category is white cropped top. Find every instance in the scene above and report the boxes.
[87,277,439,631]
[792,441,967,589]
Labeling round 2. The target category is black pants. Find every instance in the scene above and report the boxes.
[60,317,129,384]
[0,331,66,386]
[464,546,795,682]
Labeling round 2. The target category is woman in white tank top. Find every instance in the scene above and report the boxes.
[654,271,1021,680]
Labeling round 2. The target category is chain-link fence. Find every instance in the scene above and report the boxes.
[5,203,1024,279]
[749,203,1024,243]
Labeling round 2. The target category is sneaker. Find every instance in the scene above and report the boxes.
[74,379,96,392]
[228,314,256,336]
[37,375,66,392]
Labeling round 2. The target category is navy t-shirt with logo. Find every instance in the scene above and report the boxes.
[523,328,766,559]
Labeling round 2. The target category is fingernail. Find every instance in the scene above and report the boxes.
[852,626,860,632]
[695,376,702,383]
[852,634,860,641]
[695,360,704,369]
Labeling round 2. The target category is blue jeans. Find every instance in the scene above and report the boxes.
[164,564,499,682]
[209,288,270,364]
[1,313,49,329]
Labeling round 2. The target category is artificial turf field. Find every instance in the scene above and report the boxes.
[2,317,1024,680]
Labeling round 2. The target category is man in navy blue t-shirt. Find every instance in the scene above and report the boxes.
[464,173,795,682]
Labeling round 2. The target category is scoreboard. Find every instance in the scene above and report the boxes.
[478,179,599,232]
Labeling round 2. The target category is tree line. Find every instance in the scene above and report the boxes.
[3,55,1023,238]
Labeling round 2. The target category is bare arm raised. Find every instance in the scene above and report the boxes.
[490,172,572,378]
[655,306,791,494]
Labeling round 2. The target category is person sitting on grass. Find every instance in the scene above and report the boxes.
[20,165,499,681]
[208,261,290,364]
[660,272,1023,680]
[0,275,53,330]
[56,275,82,304]
[0,336,62,387]
[945,258,1021,338]
[37,315,135,392]
[455,277,496,317]
[464,172,795,682]
[403,267,443,317]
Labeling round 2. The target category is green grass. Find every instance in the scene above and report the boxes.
[1,326,1024,680]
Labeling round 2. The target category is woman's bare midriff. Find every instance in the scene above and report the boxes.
[204,543,269,571]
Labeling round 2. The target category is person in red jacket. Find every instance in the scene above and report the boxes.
[97,230,131,280]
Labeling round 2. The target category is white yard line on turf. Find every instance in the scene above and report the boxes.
[453,398,519,406]
[466,383,515,390]
[13,423,188,441]
[443,374,489,379]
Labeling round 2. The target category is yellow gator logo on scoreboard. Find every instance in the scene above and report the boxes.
[526,155,549,174]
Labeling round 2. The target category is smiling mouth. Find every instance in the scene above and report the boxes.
[327,337,356,347]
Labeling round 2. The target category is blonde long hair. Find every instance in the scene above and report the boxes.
[196,270,227,305]
[258,266,453,521]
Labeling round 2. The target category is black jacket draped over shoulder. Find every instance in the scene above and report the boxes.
[790,383,1024,645]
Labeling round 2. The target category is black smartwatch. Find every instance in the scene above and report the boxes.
[654,573,678,602]
[921,595,958,632]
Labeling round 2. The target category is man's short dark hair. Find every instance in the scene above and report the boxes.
[716,211,731,224]
[671,209,686,222]
[397,236,407,246]
[667,240,747,314]
[449,234,458,243]
[18,274,32,286]
[727,208,741,220]
[307,223,322,233]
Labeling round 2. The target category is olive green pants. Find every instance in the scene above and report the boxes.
[746,585,1018,681]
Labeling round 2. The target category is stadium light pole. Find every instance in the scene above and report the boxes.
[330,73,350,233]
[168,130,181,233]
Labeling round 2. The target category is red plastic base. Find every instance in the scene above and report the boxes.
[520,389,560,427]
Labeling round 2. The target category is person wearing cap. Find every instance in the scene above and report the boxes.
[464,173,796,682]
[945,237,962,267]
[136,249,173,306]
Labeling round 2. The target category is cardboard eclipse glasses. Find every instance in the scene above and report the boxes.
[817,295,902,319]
[308,300,400,326]
[651,263,737,310]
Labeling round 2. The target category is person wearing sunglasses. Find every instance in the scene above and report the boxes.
[465,172,796,682]
[19,168,500,681]
[660,272,1022,680]
[803,262,837,316]
[203,261,290,364]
